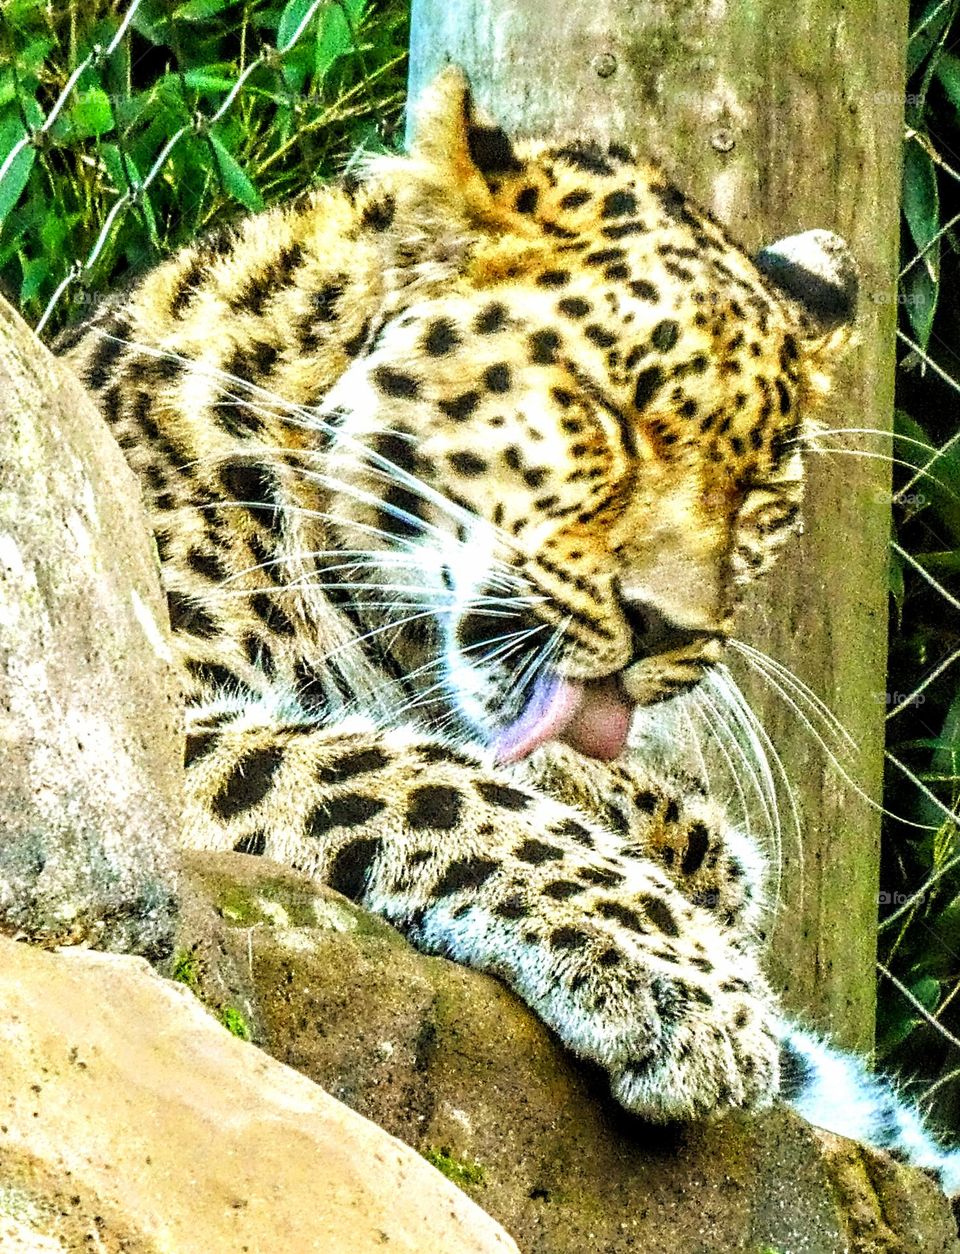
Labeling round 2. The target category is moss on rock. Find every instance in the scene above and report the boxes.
[422,1147,487,1191]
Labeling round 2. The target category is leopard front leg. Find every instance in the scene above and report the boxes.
[184,718,780,1122]
[519,742,768,934]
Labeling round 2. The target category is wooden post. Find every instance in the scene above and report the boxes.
[408,2,906,1051]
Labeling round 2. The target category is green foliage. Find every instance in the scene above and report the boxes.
[220,1005,252,1039]
[421,1147,486,1190]
[171,947,202,993]
[0,0,408,331]
[879,0,960,1133]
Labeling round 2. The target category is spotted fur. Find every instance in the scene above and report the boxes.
[58,68,956,1186]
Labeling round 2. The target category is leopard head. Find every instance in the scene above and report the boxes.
[323,68,858,761]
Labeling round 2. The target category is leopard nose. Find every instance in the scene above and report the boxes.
[620,597,725,662]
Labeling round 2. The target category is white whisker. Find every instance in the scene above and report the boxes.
[731,640,857,753]
[806,427,939,452]
[398,627,548,720]
[509,617,567,700]
[94,332,527,564]
[729,643,938,831]
[708,666,797,902]
[802,445,960,499]
[696,678,781,900]
[689,688,762,847]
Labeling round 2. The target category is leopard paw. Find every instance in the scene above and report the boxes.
[609,978,780,1122]
[499,890,781,1122]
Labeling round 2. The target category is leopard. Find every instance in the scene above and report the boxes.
[57,66,958,1188]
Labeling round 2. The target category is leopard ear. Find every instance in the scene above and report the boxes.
[754,230,859,334]
[408,65,523,187]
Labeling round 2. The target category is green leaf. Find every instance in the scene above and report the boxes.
[173,0,235,21]
[130,0,170,45]
[183,69,236,93]
[933,893,960,955]
[903,138,940,252]
[935,51,960,110]
[908,0,960,78]
[1,0,38,29]
[4,0,57,29]
[315,3,355,77]
[892,409,960,541]
[914,549,960,574]
[902,138,940,349]
[280,44,311,92]
[132,188,160,254]
[908,974,941,1013]
[112,85,160,131]
[0,68,17,111]
[278,0,322,51]
[98,143,160,250]
[98,142,127,189]
[0,120,36,224]
[895,737,959,751]
[20,37,56,73]
[19,253,47,304]
[207,132,263,211]
[39,212,67,257]
[902,263,938,352]
[877,1012,921,1057]
[50,88,115,142]
[931,685,960,782]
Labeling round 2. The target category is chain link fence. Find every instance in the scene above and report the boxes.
[0,0,407,332]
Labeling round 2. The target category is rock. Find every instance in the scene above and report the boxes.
[0,1217,66,1253]
[176,851,960,1254]
[0,297,180,955]
[0,933,519,1253]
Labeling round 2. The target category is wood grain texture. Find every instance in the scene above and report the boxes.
[408,1,907,1050]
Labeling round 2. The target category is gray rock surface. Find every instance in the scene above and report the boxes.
[0,934,518,1253]
[176,851,960,1254]
[0,298,180,955]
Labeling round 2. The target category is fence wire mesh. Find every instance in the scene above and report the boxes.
[0,0,406,333]
[0,0,959,1122]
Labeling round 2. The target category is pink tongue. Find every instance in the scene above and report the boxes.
[494,673,634,764]
[562,675,635,760]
